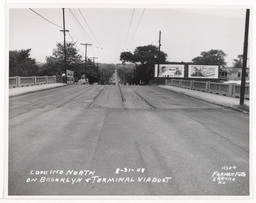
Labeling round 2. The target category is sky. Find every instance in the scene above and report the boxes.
[9,6,248,66]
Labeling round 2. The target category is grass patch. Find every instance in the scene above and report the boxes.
[234,104,249,113]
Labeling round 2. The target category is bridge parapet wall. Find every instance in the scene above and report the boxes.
[232,84,249,99]
[172,79,181,87]
[192,81,209,92]
[208,82,233,96]
[9,76,56,88]
[181,80,193,89]
[165,79,249,99]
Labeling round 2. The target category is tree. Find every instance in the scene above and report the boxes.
[192,49,227,65]
[52,42,82,66]
[9,49,39,77]
[42,42,87,81]
[120,45,167,84]
[233,54,243,69]
[120,52,136,64]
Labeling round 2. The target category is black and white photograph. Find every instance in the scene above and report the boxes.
[2,0,256,201]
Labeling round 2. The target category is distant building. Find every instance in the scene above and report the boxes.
[227,67,249,81]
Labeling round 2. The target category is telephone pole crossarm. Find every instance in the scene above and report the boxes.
[80,43,92,79]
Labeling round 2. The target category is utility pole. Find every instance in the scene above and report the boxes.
[134,65,136,85]
[101,69,104,84]
[60,8,69,83]
[90,57,98,83]
[157,30,161,85]
[240,9,250,105]
[90,57,98,64]
[80,43,92,79]
[96,63,99,83]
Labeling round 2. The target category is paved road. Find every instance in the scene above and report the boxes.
[9,85,249,196]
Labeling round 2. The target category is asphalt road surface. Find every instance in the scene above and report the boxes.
[9,84,249,196]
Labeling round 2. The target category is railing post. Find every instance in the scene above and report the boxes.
[170,79,174,86]
[178,79,182,87]
[33,76,36,85]
[190,80,194,90]
[206,81,210,92]
[228,83,234,97]
[16,76,20,87]
[44,76,48,84]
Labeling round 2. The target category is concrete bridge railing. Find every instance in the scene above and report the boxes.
[208,82,233,97]
[232,84,249,99]
[192,81,209,92]
[9,76,56,88]
[180,80,193,89]
[165,79,249,99]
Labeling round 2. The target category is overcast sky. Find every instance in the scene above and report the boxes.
[9,7,248,66]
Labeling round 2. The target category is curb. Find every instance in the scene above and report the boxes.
[9,84,68,98]
[158,86,249,114]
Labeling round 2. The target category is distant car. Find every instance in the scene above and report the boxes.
[78,79,89,85]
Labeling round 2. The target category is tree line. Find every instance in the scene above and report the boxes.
[9,42,115,84]
[119,45,245,85]
[9,42,245,85]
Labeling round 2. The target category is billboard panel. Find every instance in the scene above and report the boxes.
[188,65,219,78]
[66,69,74,83]
[66,69,74,77]
[155,64,185,78]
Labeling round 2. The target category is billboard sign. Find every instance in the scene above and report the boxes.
[66,69,74,77]
[188,65,219,78]
[66,69,74,83]
[155,64,185,78]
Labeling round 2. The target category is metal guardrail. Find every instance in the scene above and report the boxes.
[9,76,56,88]
[165,79,249,99]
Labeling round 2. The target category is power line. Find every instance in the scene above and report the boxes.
[29,8,62,29]
[77,8,107,62]
[145,9,181,51]
[29,8,105,63]
[29,8,83,56]
[68,9,101,60]
[127,8,146,49]
[68,8,94,44]
[161,9,181,30]
[122,8,135,50]
[78,8,102,49]
[67,32,84,55]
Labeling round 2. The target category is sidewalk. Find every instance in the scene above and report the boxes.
[9,83,67,97]
[159,85,249,110]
